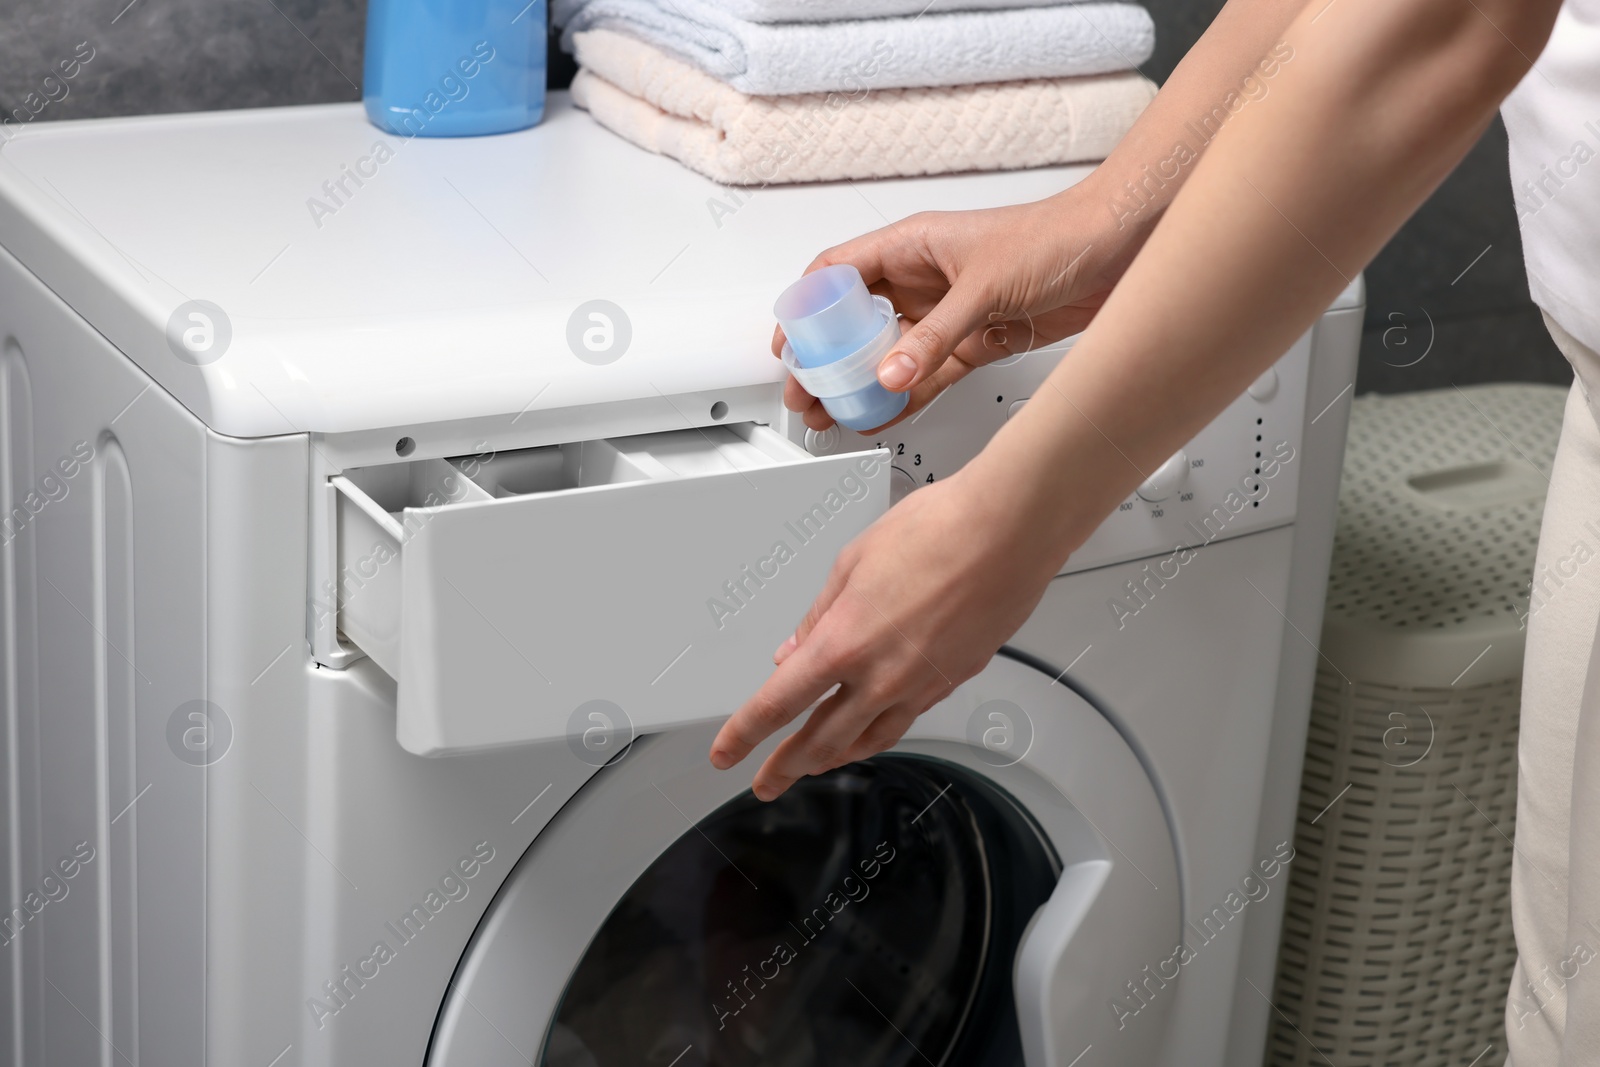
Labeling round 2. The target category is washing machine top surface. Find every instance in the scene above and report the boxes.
[0,95,1362,439]
[0,94,1080,439]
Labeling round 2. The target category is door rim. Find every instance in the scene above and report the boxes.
[425,655,1180,1067]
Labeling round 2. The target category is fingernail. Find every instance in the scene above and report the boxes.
[709,749,732,770]
[773,634,797,662]
[752,783,776,802]
[878,353,917,391]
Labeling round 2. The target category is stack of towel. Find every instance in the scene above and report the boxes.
[556,0,1157,185]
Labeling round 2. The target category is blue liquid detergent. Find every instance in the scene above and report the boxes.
[774,265,908,431]
[364,0,547,137]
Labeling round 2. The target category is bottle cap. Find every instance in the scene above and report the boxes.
[778,295,909,431]
[773,264,884,369]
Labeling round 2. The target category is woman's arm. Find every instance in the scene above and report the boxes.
[783,0,1323,433]
[989,0,1557,570]
[717,0,1561,799]
[1083,0,1321,243]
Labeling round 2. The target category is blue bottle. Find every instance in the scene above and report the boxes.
[364,0,547,137]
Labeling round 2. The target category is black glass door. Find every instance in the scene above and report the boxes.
[541,757,1059,1067]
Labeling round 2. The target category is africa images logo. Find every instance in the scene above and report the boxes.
[165,300,232,366]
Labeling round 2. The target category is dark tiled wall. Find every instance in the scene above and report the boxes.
[0,0,1571,395]
[2,0,367,117]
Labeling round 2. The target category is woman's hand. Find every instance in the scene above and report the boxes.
[778,179,1146,432]
[708,463,1069,800]
[721,0,1561,802]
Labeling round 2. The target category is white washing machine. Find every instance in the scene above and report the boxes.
[0,96,1360,1067]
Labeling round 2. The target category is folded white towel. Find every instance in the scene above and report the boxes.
[558,0,1067,23]
[570,29,1155,185]
[558,0,1155,96]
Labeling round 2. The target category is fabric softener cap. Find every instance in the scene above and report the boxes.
[774,264,883,368]
[774,265,909,431]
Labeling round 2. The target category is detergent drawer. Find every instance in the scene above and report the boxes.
[332,424,890,756]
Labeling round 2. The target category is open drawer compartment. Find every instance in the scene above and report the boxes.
[332,424,889,755]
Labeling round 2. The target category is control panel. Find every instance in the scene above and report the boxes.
[791,330,1312,576]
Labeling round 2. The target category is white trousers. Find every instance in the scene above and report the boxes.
[1504,313,1600,1066]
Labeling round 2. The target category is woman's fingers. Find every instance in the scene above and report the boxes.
[714,572,905,800]
[755,691,925,796]
[709,626,846,772]
[783,374,822,415]
[805,224,911,291]
[748,596,938,798]
[777,553,854,662]
[714,473,1038,800]
[884,357,985,428]
[875,279,993,392]
[781,377,842,431]
[836,704,922,765]
[751,685,880,799]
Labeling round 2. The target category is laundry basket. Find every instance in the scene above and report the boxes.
[1267,383,1568,1067]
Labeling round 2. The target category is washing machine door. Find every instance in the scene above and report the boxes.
[426,654,1180,1067]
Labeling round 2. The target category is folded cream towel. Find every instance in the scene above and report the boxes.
[570,29,1155,185]
[558,0,1155,96]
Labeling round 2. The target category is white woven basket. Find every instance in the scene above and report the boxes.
[1268,383,1567,1067]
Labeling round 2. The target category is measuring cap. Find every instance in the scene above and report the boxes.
[774,265,909,431]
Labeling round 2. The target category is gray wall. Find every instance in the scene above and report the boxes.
[0,0,1571,395]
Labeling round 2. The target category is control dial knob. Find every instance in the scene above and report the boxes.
[890,466,917,505]
[1136,450,1189,503]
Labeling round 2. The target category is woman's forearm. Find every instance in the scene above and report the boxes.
[1073,0,1315,242]
[716,0,1562,797]
[981,0,1558,561]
